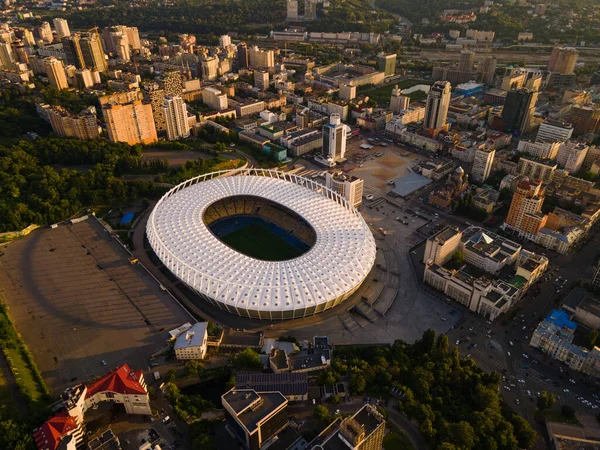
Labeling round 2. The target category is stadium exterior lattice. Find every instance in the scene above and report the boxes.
[146,169,377,320]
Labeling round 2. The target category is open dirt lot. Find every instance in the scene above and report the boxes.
[0,219,192,394]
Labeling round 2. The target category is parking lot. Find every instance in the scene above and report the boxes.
[0,218,193,394]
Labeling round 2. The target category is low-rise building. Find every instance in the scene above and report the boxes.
[174,322,208,360]
[235,373,308,402]
[472,188,499,213]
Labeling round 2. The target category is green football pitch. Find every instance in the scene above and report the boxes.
[220,222,305,261]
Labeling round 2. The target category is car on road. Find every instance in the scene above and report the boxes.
[523,353,529,359]
[440,317,447,321]
[507,351,511,356]
[366,194,374,200]
[456,340,460,345]
[509,341,514,346]
[569,379,576,384]
[564,388,570,393]
[101,360,106,366]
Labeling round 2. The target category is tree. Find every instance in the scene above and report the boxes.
[184,360,204,377]
[349,373,367,394]
[537,391,555,410]
[165,368,177,382]
[562,405,576,419]
[584,329,599,350]
[232,347,262,370]
[313,405,331,426]
[0,420,32,450]
[452,250,465,265]
[448,421,475,449]
[328,395,341,404]
[511,415,537,449]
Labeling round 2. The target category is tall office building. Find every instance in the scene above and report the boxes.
[113,32,130,61]
[323,114,347,163]
[478,56,497,85]
[565,104,600,136]
[502,88,538,135]
[80,32,107,72]
[0,42,14,69]
[162,95,190,141]
[424,80,451,132]
[62,35,85,69]
[547,47,578,75]
[125,27,141,50]
[11,40,28,65]
[53,18,70,39]
[377,53,396,77]
[200,55,219,81]
[458,49,475,74]
[389,85,410,113]
[236,42,249,69]
[472,147,496,183]
[103,101,157,145]
[326,172,364,208]
[505,178,547,240]
[38,21,53,43]
[254,70,269,91]
[44,57,69,90]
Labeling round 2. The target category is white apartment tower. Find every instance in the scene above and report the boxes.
[44,56,69,90]
[201,56,219,81]
[325,172,364,208]
[53,18,71,38]
[424,80,452,131]
[163,95,190,141]
[323,114,347,163]
[0,42,14,69]
[254,70,269,91]
[557,142,589,173]
[220,35,232,48]
[389,85,410,113]
[536,118,574,143]
[472,147,496,183]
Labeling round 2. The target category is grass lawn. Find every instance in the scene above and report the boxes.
[221,222,304,261]
[383,431,415,450]
[362,79,432,106]
[0,364,16,418]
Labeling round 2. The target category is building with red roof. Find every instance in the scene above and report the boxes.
[34,364,150,450]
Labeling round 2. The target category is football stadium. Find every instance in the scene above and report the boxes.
[146,169,377,320]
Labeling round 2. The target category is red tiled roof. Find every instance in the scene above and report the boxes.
[86,364,147,397]
[33,412,78,450]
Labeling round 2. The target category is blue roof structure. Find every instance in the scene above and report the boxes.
[390,172,432,197]
[120,212,135,225]
[547,309,577,332]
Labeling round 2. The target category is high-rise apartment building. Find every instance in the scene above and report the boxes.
[162,95,190,141]
[48,106,99,140]
[323,114,347,163]
[53,18,70,39]
[472,147,496,183]
[248,46,274,68]
[478,56,497,85]
[74,69,95,89]
[325,172,364,208]
[556,142,589,173]
[80,32,107,72]
[505,179,547,240]
[200,55,219,81]
[62,35,85,69]
[389,85,410,112]
[125,27,141,50]
[377,53,396,77]
[565,104,600,136]
[103,101,157,145]
[38,21,53,43]
[517,139,561,160]
[254,70,269,91]
[424,80,451,132]
[517,157,557,183]
[547,47,578,75]
[44,57,69,90]
[536,118,574,143]
[458,49,475,74]
[219,35,232,48]
[202,86,228,111]
[0,42,14,69]
[113,32,130,61]
[501,88,538,135]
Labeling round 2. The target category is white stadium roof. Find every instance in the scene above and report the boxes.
[146,169,377,320]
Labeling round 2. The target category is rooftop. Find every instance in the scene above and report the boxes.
[174,322,208,350]
[222,389,287,433]
[86,364,147,397]
[235,372,308,396]
[33,412,78,450]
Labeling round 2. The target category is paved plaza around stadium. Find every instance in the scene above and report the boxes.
[0,218,192,394]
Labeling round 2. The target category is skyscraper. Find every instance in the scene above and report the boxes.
[502,88,538,135]
[424,80,451,132]
[323,114,347,163]
[248,46,274,69]
[200,55,219,81]
[62,35,85,69]
[254,70,269,91]
[458,49,475,74]
[53,18,70,39]
[38,21,53,43]
[547,47,578,75]
[505,178,547,240]
[478,56,497,85]
[0,42,14,69]
[44,57,69,90]
[162,95,190,141]
[80,32,107,72]
[377,53,396,77]
[113,32,130,61]
[219,35,232,48]
[103,101,157,145]
[471,147,496,183]
[236,42,249,69]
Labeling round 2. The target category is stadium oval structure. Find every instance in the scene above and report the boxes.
[146,169,377,320]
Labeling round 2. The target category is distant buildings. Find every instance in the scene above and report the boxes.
[248,46,275,68]
[174,322,208,360]
[547,47,578,75]
[424,80,451,134]
[377,53,396,77]
[53,18,70,39]
[44,56,69,90]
